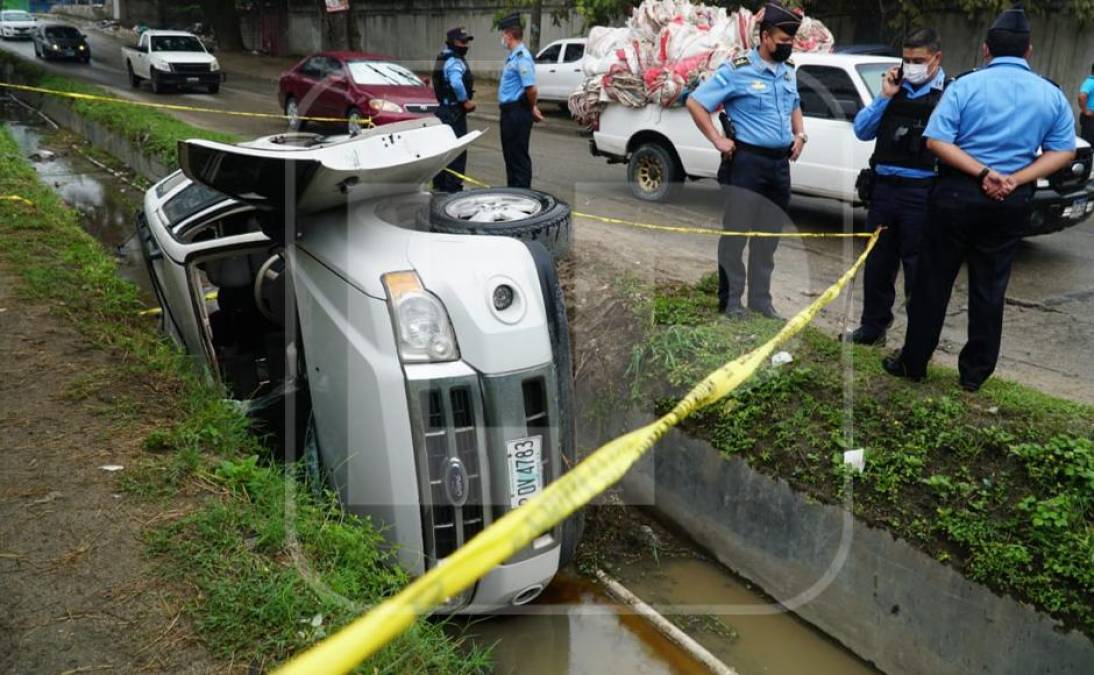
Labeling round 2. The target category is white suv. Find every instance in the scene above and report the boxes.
[535,38,588,104]
[136,119,582,612]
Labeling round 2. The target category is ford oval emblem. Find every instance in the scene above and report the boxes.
[444,457,469,508]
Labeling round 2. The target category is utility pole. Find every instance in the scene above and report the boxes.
[529,0,542,53]
[345,0,357,50]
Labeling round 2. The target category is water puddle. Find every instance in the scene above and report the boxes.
[458,573,709,675]
[612,557,880,675]
[1,96,151,300]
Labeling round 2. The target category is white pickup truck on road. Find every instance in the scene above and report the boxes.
[122,30,223,95]
[590,52,1094,236]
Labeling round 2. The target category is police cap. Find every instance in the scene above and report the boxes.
[990,2,1031,34]
[762,2,802,37]
[497,12,523,31]
[447,26,474,42]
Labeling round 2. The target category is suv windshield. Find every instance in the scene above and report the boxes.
[856,62,898,101]
[163,182,226,226]
[45,26,81,39]
[347,61,422,87]
[2,11,32,21]
[151,35,205,52]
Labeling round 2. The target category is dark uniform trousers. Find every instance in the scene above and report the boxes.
[900,175,1034,387]
[432,105,469,193]
[1081,115,1094,145]
[716,148,791,311]
[500,103,533,188]
[860,178,932,333]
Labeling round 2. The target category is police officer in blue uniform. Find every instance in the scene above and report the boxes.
[885,3,1076,391]
[845,28,946,345]
[432,27,476,193]
[497,12,543,189]
[686,2,806,320]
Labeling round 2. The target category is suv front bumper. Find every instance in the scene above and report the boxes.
[1028,181,1094,237]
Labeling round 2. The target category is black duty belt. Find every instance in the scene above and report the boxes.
[499,99,528,112]
[876,174,936,188]
[734,140,792,159]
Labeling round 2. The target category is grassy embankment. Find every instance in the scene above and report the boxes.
[0,70,488,671]
[625,273,1094,637]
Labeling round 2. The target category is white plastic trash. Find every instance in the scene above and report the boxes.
[771,351,794,367]
[843,449,865,473]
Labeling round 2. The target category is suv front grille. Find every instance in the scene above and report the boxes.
[174,63,211,74]
[522,377,552,483]
[1050,145,1092,192]
[406,103,439,114]
[417,384,486,563]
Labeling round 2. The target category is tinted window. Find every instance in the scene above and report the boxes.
[45,26,81,39]
[563,43,585,63]
[856,62,895,101]
[151,35,205,52]
[797,66,862,120]
[163,182,227,225]
[298,57,323,79]
[535,44,561,64]
[2,11,33,21]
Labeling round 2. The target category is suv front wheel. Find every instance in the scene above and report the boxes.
[422,187,572,260]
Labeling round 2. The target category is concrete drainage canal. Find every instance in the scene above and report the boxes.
[2,94,885,674]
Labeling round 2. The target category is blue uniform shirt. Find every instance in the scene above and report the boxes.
[1081,75,1094,113]
[498,43,535,104]
[924,57,1076,175]
[853,67,947,179]
[441,49,469,105]
[690,48,801,149]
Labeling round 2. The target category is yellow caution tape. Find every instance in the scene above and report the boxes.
[0,81,374,126]
[442,167,871,239]
[0,195,35,206]
[273,229,881,675]
[139,290,217,317]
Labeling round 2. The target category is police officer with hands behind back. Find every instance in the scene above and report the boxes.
[686,2,806,321]
[497,12,543,189]
[885,3,1077,393]
[432,27,476,193]
[845,28,946,346]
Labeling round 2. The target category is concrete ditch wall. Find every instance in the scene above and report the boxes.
[609,415,1094,675]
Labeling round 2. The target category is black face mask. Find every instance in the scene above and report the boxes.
[772,43,793,62]
[450,43,469,57]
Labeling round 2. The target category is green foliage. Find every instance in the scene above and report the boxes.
[630,272,1094,635]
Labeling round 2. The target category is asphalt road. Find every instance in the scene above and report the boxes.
[2,28,1092,402]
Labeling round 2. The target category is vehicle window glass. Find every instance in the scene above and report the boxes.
[2,11,33,21]
[151,35,205,52]
[535,44,562,64]
[347,61,423,86]
[563,43,585,63]
[797,65,862,120]
[138,33,147,49]
[155,171,188,198]
[45,26,81,39]
[856,63,895,101]
[322,57,346,79]
[162,182,227,226]
[298,57,322,79]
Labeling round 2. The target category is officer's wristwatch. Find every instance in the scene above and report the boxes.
[795,132,808,143]
[977,167,991,182]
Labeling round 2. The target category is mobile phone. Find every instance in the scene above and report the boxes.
[890,66,904,85]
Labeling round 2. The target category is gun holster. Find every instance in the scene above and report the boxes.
[856,168,876,206]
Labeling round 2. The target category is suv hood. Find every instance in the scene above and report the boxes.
[150,51,215,63]
[178,117,481,219]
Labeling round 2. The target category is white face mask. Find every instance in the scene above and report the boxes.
[903,61,931,85]
[501,36,509,50]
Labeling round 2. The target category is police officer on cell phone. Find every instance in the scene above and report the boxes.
[432,27,476,193]
[497,12,543,188]
[685,2,805,320]
[844,29,946,345]
[884,3,1076,392]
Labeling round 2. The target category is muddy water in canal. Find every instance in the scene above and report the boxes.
[2,97,151,300]
[4,98,879,675]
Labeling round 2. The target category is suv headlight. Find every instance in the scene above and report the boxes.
[210,59,220,72]
[151,59,171,72]
[382,271,459,363]
[369,98,404,114]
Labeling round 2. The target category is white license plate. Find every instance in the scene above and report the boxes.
[1073,198,1088,218]
[186,77,200,83]
[506,435,543,509]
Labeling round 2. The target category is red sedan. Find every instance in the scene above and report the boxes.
[277,51,440,134]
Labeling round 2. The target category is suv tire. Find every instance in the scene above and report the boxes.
[422,187,572,260]
[627,141,682,202]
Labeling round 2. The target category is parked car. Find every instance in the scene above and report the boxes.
[122,29,222,94]
[589,52,1094,236]
[534,38,587,106]
[0,10,37,39]
[32,23,90,63]
[278,51,440,134]
[135,119,582,612]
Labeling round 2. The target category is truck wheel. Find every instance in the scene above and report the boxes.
[421,188,572,260]
[127,61,141,88]
[207,83,220,94]
[524,240,584,568]
[627,142,682,202]
[151,72,165,94]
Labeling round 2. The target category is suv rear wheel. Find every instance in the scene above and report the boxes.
[627,141,683,202]
[421,188,572,260]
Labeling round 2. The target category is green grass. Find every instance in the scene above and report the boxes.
[0,124,488,671]
[0,51,238,167]
[631,273,1094,637]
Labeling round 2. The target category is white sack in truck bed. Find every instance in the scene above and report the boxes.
[569,0,834,128]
